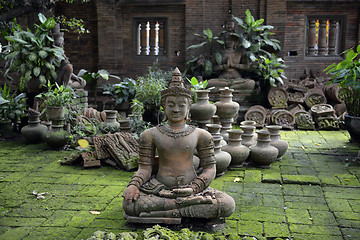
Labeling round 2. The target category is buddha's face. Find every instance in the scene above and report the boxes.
[164,96,190,123]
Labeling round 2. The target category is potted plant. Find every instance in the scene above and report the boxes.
[36,81,73,123]
[77,69,120,107]
[100,77,137,110]
[0,85,26,137]
[1,13,65,92]
[325,44,360,143]
[133,64,172,125]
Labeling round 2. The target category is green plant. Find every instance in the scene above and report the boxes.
[232,9,281,61]
[187,76,214,102]
[100,77,136,106]
[134,64,171,111]
[0,84,26,122]
[77,69,120,105]
[36,81,73,107]
[325,44,360,117]
[186,29,223,78]
[1,13,65,91]
[129,99,151,138]
[256,54,287,87]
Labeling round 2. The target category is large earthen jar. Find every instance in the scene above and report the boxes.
[190,90,216,129]
[213,135,231,177]
[21,113,48,143]
[266,125,288,160]
[222,129,250,167]
[249,130,278,168]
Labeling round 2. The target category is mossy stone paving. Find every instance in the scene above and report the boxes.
[0,130,359,239]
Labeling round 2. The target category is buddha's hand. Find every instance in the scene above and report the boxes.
[122,185,140,204]
[171,187,193,197]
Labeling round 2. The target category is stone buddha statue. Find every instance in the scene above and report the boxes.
[52,23,86,89]
[122,68,235,224]
[208,20,255,91]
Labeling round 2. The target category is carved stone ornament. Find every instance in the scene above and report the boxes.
[305,87,327,108]
[268,86,288,108]
[244,105,267,127]
[156,124,196,139]
[293,110,315,130]
[310,104,335,117]
[271,109,295,129]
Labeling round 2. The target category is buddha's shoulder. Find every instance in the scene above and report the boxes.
[194,127,212,139]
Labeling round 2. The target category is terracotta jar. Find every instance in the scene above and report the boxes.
[222,130,250,167]
[206,123,227,147]
[240,125,256,147]
[213,136,231,177]
[266,125,289,160]
[21,113,48,143]
[190,90,217,129]
[214,87,240,120]
[44,125,69,148]
[249,130,278,168]
[103,110,120,131]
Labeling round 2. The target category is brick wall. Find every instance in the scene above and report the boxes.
[4,0,358,88]
[283,1,360,80]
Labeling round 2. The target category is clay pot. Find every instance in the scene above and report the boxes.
[47,106,65,122]
[240,125,256,147]
[44,125,69,148]
[21,113,48,143]
[213,136,231,177]
[190,90,217,129]
[103,110,120,131]
[240,120,256,126]
[206,123,227,147]
[214,87,239,121]
[222,130,250,167]
[0,120,15,139]
[119,119,131,132]
[249,130,278,168]
[266,125,288,160]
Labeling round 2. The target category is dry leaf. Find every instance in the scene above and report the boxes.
[234,177,241,182]
[89,210,101,215]
[78,139,89,149]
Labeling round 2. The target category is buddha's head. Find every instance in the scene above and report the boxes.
[161,68,193,123]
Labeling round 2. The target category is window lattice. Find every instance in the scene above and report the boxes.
[307,18,340,57]
[136,20,166,56]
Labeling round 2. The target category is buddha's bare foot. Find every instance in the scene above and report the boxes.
[139,209,180,218]
[176,195,214,207]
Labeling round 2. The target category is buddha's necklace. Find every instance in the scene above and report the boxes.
[156,124,196,139]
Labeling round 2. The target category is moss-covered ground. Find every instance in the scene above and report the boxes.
[0,130,359,239]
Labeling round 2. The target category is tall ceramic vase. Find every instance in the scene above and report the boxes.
[214,88,239,141]
[213,136,231,177]
[266,125,288,160]
[241,125,257,147]
[103,110,120,132]
[249,130,278,168]
[190,90,217,129]
[222,129,250,167]
[21,113,47,143]
[206,123,227,147]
